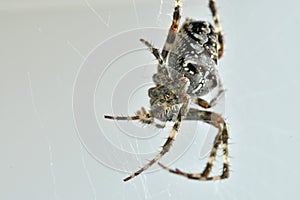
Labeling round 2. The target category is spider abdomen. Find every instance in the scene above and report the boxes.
[168,20,220,96]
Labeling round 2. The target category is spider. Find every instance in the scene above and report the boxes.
[104,0,229,182]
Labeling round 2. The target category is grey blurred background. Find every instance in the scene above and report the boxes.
[1,0,300,199]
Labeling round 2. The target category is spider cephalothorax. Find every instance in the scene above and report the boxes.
[148,77,190,122]
[105,0,229,182]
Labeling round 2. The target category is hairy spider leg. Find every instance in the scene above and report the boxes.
[140,38,173,83]
[104,107,166,129]
[123,94,191,182]
[140,38,163,65]
[209,0,224,58]
[159,108,229,180]
[187,109,229,179]
[161,0,181,60]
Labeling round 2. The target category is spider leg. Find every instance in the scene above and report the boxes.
[140,38,172,84]
[140,38,163,65]
[158,108,229,181]
[193,98,213,109]
[123,95,190,182]
[209,0,224,58]
[104,107,166,129]
[193,88,225,108]
[161,0,181,60]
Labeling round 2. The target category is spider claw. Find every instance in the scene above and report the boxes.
[104,115,114,119]
[158,162,165,168]
[123,175,133,182]
[139,38,151,48]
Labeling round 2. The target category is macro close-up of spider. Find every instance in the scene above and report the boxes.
[3,0,300,199]
[105,0,229,182]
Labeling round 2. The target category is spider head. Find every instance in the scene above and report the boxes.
[148,85,179,107]
[148,85,180,121]
[148,78,190,121]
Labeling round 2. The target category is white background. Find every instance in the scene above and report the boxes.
[1,0,300,199]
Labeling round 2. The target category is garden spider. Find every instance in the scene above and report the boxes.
[104,0,229,182]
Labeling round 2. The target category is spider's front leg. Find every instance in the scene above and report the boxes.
[159,108,229,181]
[123,94,191,182]
[104,107,166,129]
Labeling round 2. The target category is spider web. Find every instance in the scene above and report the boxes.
[4,0,300,200]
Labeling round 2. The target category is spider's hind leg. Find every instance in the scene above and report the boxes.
[159,108,229,180]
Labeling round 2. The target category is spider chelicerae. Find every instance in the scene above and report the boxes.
[104,0,229,182]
